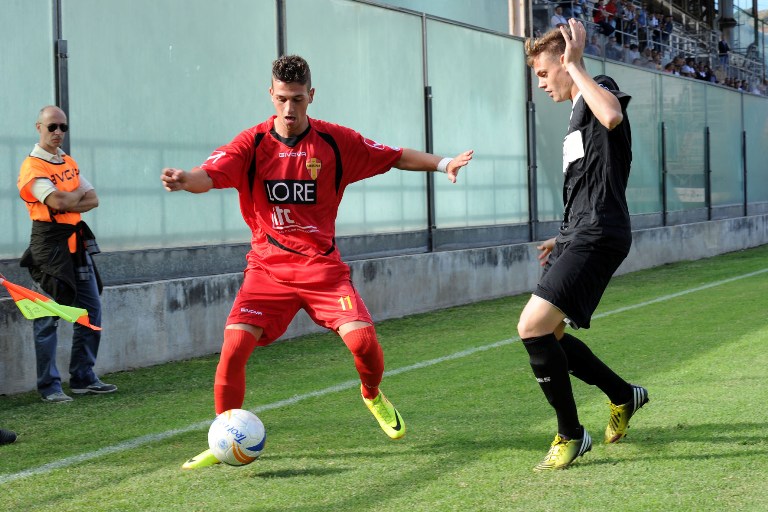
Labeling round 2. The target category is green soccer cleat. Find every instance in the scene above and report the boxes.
[534,430,592,471]
[605,385,649,443]
[362,386,405,440]
[181,448,221,470]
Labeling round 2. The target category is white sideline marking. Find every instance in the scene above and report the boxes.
[1,267,766,485]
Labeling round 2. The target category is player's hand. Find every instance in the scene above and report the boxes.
[446,150,474,184]
[161,168,187,192]
[560,19,586,68]
[536,237,556,267]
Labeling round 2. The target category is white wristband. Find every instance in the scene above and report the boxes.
[437,157,452,173]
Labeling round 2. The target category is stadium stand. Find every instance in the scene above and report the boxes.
[532,0,766,95]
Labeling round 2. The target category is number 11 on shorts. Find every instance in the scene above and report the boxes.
[338,295,353,311]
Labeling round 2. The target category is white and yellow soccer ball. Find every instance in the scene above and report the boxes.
[208,409,266,466]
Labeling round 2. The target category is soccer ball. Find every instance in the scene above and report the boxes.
[207,409,266,466]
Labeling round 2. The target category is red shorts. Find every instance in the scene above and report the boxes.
[226,264,373,345]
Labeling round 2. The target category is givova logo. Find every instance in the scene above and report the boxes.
[49,167,80,185]
[279,151,307,158]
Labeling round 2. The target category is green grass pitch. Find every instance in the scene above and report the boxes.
[1,245,767,511]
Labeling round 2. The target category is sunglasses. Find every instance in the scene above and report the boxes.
[46,123,68,133]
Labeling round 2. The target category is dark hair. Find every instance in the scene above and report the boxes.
[272,55,312,89]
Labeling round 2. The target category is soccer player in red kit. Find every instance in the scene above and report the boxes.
[162,55,473,469]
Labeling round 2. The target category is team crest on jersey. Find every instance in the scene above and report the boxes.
[306,157,321,180]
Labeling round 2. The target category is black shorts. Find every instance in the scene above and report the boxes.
[534,237,630,329]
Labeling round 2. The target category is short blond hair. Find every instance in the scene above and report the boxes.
[524,27,569,67]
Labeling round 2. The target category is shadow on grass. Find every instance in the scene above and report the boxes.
[636,421,765,445]
[408,420,768,467]
[247,467,348,479]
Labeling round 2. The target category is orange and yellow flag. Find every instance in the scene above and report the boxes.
[0,274,101,331]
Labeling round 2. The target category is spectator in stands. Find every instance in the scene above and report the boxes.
[680,57,695,77]
[636,4,648,44]
[604,36,624,61]
[639,46,653,66]
[718,36,730,69]
[593,0,615,36]
[649,12,661,51]
[604,0,618,28]
[612,0,625,42]
[623,43,640,64]
[661,15,673,50]
[573,0,587,20]
[694,62,710,81]
[648,51,662,71]
[550,6,569,29]
[704,65,718,83]
[663,62,677,74]
[584,34,603,57]
[622,2,637,36]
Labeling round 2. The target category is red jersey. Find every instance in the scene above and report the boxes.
[201,116,403,284]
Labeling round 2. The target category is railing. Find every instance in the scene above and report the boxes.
[531,0,766,93]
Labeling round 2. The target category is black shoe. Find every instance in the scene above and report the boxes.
[71,379,118,395]
[0,429,17,445]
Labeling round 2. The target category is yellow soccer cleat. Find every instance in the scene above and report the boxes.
[362,386,405,440]
[181,448,221,470]
[605,385,649,443]
[534,430,592,471]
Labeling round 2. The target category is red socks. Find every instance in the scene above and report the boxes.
[214,329,258,414]
[342,326,384,400]
[213,326,384,412]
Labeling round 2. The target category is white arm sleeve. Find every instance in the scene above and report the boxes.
[30,178,58,204]
[78,176,94,192]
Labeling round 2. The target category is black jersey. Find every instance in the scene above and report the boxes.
[559,75,632,243]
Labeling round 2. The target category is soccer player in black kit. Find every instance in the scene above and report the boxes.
[519,19,648,471]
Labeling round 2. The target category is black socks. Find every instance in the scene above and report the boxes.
[559,333,633,405]
[522,333,582,439]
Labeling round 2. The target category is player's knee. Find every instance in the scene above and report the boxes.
[218,328,259,374]
[517,316,537,339]
[342,325,379,356]
[216,349,247,378]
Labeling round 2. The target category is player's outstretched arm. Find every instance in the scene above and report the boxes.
[395,148,474,184]
[161,167,213,194]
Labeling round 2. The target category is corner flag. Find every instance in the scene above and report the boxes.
[0,274,101,331]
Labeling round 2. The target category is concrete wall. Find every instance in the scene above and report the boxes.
[1,214,766,395]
